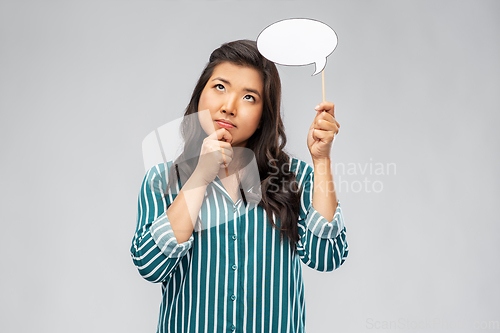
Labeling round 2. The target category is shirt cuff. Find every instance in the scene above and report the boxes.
[150,212,194,258]
[304,200,345,239]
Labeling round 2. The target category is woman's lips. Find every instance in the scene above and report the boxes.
[215,120,235,129]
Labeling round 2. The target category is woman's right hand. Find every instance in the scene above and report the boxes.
[193,128,233,185]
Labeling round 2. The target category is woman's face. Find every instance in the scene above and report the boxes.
[198,62,264,148]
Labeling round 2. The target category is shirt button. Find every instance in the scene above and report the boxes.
[230,324,236,331]
[232,235,237,240]
[230,294,236,301]
[231,264,237,270]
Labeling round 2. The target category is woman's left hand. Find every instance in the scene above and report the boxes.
[307,101,340,161]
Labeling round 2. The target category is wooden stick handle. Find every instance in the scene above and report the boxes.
[322,70,325,102]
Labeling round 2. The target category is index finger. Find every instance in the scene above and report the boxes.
[208,127,233,144]
[314,101,335,118]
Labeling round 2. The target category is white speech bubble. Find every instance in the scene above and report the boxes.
[257,18,338,75]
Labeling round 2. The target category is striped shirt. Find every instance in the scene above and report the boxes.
[130,157,348,333]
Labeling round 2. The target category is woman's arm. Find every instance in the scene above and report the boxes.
[166,170,208,243]
[293,160,348,272]
[167,127,234,242]
[167,128,235,242]
[130,163,197,283]
[312,157,338,222]
[295,101,347,271]
[307,101,341,221]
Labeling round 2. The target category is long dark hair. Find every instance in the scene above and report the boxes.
[166,40,301,253]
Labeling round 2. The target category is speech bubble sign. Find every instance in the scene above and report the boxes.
[257,18,338,75]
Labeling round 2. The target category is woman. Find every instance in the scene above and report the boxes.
[131,40,348,332]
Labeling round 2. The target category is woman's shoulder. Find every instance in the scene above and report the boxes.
[287,156,314,178]
[143,160,175,181]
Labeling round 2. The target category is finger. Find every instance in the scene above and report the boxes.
[313,121,339,135]
[208,128,233,144]
[219,128,233,144]
[321,112,340,129]
[314,118,337,131]
[314,101,334,111]
[206,128,221,141]
[217,141,232,150]
[314,101,335,118]
[315,111,335,123]
[212,141,232,150]
[313,128,336,142]
[317,117,340,132]
[220,148,234,163]
[220,154,232,167]
[204,139,231,153]
[316,112,340,130]
[221,146,233,156]
[208,144,232,159]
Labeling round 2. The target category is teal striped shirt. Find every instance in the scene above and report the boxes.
[130,157,348,332]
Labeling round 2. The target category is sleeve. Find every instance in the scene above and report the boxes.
[130,163,194,283]
[295,161,349,272]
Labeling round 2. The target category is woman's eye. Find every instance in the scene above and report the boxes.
[215,84,225,91]
[244,95,255,102]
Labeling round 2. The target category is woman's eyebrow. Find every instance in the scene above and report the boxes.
[244,88,261,99]
[212,77,231,85]
[212,77,262,99]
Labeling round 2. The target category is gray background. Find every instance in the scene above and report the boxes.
[1,0,499,332]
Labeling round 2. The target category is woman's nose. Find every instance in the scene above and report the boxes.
[222,95,237,115]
